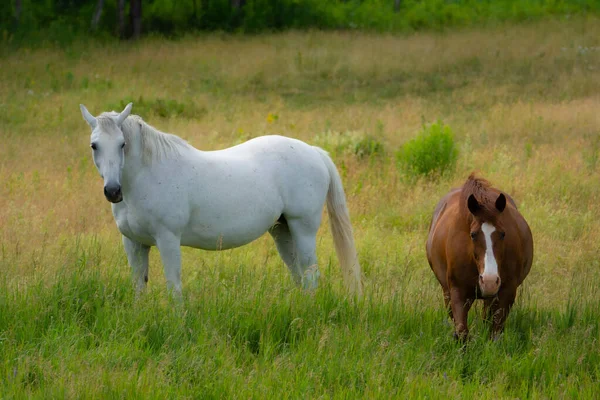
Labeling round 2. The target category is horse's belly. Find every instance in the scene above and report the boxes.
[180,224,270,250]
[179,232,259,250]
[180,212,279,250]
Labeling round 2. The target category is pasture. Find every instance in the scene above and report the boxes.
[1,17,600,397]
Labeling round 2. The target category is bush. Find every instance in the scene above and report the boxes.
[109,97,207,119]
[396,120,458,179]
[353,135,385,159]
[4,0,600,44]
[313,131,385,160]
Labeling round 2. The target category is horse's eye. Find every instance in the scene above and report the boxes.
[499,232,506,240]
[470,232,477,240]
[91,143,97,150]
[121,142,126,149]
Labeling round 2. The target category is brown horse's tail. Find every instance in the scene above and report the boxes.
[314,147,363,297]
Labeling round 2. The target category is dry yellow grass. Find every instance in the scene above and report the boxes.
[1,17,600,302]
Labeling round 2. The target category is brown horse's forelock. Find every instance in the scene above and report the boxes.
[459,173,500,221]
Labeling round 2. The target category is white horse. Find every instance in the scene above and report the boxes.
[79,103,363,297]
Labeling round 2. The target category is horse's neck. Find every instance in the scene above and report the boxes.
[121,129,198,184]
[122,132,146,184]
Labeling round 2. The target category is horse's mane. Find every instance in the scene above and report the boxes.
[459,173,499,220]
[97,112,191,164]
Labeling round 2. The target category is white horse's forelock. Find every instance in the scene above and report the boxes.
[97,112,191,165]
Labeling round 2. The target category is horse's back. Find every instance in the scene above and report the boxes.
[506,204,534,284]
[426,188,462,287]
[427,188,461,251]
[225,135,331,218]
[223,135,318,158]
[428,189,460,233]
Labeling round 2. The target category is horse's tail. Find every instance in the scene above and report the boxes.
[314,147,363,297]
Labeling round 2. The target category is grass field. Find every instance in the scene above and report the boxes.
[2,17,600,398]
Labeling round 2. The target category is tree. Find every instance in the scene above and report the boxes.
[130,0,142,39]
[92,0,104,31]
[117,0,126,38]
[231,0,246,9]
[14,0,21,27]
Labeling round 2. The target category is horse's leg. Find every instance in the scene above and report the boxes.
[488,286,517,339]
[122,235,150,295]
[483,297,498,323]
[443,287,453,320]
[287,218,320,291]
[449,286,473,341]
[269,218,301,285]
[155,232,183,298]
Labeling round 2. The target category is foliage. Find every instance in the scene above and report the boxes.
[109,97,207,119]
[396,120,458,179]
[313,131,385,160]
[2,0,600,45]
[353,135,385,159]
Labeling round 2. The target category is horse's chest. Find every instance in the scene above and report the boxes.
[112,205,155,246]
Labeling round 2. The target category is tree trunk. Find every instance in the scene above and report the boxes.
[192,0,197,26]
[91,0,104,31]
[394,0,401,13]
[130,0,142,40]
[200,0,208,27]
[14,0,22,27]
[231,0,246,9]
[117,0,126,38]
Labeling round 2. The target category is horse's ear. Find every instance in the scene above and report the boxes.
[80,104,97,129]
[467,194,481,216]
[116,102,133,126]
[496,193,507,213]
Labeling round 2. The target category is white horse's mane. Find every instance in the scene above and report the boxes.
[98,112,191,164]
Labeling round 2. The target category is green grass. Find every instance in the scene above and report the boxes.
[2,17,600,397]
[2,254,599,398]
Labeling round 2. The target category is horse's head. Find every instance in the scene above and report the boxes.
[467,192,507,297]
[79,103,133,203]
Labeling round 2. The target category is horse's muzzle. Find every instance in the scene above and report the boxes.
[104,184,123,203]
[479,274,501,297]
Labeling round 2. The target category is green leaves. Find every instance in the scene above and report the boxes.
[396,120,459,180]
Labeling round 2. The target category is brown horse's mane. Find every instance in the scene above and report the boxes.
[459,173,499,221]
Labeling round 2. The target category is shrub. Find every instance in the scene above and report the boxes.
[353,135,385,159]
[109,97,207,119]
[313,131,385,160]
[396,120,458,179]
[5,0,600,44]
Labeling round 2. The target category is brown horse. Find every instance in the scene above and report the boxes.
[426,174,533,340]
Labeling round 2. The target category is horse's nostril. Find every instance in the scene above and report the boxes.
[496,277,500,285]
[104,185,122,198]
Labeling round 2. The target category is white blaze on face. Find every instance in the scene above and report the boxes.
[481,222,498,277]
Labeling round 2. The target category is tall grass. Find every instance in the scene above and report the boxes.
[2,17,600,396]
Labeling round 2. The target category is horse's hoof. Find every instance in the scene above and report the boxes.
[491,331,504,342]
[453,331,469,343]
[301,264,320,291]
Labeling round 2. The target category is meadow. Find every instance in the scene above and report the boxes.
[1,16,600,398]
